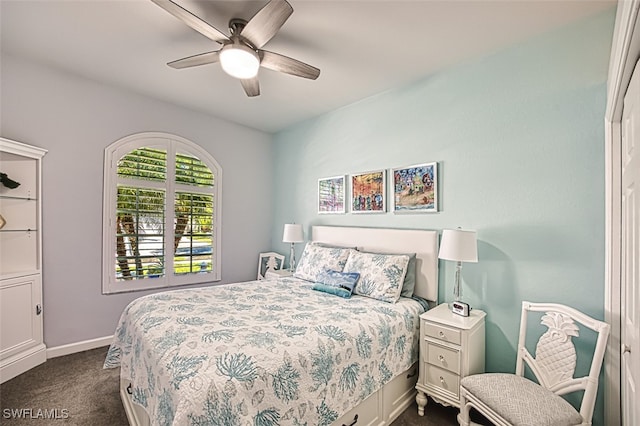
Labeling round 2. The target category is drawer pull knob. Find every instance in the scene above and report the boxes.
[438,355,445,363]
[342,414,358,426]
[439,376,445,385]
[439,331,445,337]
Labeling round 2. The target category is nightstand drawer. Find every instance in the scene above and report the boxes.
[424,322,461,345]
[426,341,460,374]
[426,364,460,397]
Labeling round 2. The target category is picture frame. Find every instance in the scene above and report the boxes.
[350,169,386,213]
[318,175,346,214]
[391,162,438,213]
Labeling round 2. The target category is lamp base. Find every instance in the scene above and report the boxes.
[450,300,471,317]
[288,243,296,272]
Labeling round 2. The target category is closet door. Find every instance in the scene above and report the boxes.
[621,59,640,426]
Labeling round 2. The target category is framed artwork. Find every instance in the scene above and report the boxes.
[318,175,346,214]
[350,169,386,213]
[392,162,438,213]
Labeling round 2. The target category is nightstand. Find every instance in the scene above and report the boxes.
[264,269,293,279]
[415,303,486,416]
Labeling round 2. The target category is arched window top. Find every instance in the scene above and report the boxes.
[117,146,216,188]
[109,132,221,179]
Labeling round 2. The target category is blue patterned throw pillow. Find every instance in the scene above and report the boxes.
[293,244,354,282]
[343,251,410,303]
[312,269,360,298]
[357,249,417,298]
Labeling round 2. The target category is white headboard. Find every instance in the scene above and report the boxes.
[311,225,439,302]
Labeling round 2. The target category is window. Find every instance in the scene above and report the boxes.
[103,133,222,294]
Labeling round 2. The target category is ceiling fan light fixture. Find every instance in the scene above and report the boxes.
[219,43,260,79]
[152,0,319,96]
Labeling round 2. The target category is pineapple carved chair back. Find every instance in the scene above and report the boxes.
[458,301,610,426]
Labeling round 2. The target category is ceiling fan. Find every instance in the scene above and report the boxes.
[151,0,320,97]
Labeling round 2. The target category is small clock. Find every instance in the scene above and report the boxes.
[451,301,470,317]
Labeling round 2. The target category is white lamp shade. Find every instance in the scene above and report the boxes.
[438,229,478,262]
[282,224,304,243]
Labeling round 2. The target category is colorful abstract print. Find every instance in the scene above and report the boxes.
[104,278,424,426]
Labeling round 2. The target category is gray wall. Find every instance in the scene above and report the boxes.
[0,54,274,347]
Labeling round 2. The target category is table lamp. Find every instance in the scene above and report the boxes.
[282,223,304,272]
[438,228,478,315]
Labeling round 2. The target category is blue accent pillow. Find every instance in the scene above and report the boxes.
[312,269,360,298]
[312,283,353,299]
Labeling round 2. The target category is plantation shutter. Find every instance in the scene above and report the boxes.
[172,152,215,275]
[103,133,221,294]
[115,148,167,281]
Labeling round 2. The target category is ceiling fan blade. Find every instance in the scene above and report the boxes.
[259,50,320,80]
[150,0,229,43]
[240,0,293,49]
[240,77,260,97]
[167,51,220,69]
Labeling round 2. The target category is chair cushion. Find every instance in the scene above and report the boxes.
[460,373,583,426]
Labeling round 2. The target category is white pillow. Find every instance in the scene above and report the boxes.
[357,248,417,298]
[343,251,410,303]
[293,243,354,282]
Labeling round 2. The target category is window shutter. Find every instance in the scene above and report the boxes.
[173,152,215,275]
[103,134,221,294]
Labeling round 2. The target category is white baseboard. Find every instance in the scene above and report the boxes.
[46,335,113,359]
[1,344,47,384]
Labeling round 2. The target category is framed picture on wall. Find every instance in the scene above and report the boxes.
[391,162,438,213]
[318,175,346,214]
[350,169,386,213]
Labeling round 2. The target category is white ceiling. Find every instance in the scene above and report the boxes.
[1,0,615,133]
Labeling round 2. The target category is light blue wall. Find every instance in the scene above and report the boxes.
[272,9,615,425]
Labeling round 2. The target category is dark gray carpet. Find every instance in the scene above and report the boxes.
[0,347,127,426]
[0,346,465,425]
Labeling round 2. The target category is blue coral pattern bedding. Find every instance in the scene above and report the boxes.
[104,277,425,426]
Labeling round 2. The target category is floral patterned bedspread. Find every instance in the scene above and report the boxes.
[104,277,425,426]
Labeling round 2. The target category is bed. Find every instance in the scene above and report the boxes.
[104,225,439,426]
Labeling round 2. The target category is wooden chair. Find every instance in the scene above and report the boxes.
[458,301,610,426]
[257,252,285,280]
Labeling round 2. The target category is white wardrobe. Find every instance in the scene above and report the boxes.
[0,137,47,384]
